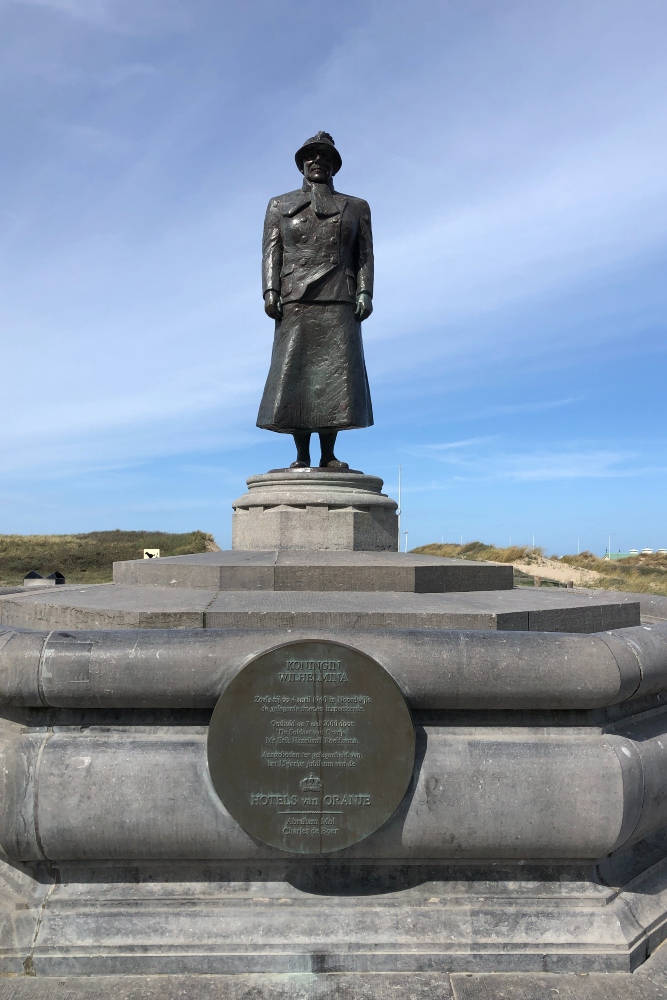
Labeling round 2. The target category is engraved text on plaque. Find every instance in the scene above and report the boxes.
[207,640,415,854]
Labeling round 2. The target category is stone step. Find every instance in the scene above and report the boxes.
[0,585,639,632]
[112,550,513,593]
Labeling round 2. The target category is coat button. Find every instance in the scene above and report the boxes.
[330,237,337,244]
[300,235,308,243]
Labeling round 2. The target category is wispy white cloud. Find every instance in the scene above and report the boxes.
[409,441,666,482]
[4,0,191,33]
[0,0,666,547]
[8,0,113,25]
[417,437,493,452]
[459,399,579,421]
[495,450,643,482]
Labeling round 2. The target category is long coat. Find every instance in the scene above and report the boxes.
[256,179,374,433]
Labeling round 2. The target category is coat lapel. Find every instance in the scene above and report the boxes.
[280,189,311,217]
[281,181,346,218]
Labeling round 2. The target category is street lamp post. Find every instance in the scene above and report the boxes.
[397,465,401,546]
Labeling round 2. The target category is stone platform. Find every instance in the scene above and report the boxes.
[113,549,514,593]
[0,581,639,631]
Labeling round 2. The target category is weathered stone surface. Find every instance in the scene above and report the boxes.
[231,470,398,551]
[451,938,667,997]
[0,624,653,710]
[578,588,667,623]
[1,854,667,975]
[0,958,665,999]
[0,585,639,632]
[2,947,666,997]
[112,549,514,594]
[0,612,664,979]
[204,589,638,632]
[0,585,218,630]
[2,717,665,863]
[0,972,454,998]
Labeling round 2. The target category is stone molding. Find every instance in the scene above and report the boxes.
[231,469,398,551]
[0,620,661,710]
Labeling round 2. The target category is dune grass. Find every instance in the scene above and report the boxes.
[413,542,667,596]
[0,530,216,586]
[558,550,667,595]
[415,541,543,564]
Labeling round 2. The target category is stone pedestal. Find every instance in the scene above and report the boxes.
[0,466,666,985]
[231,469,398,551]
[1,621,667,974]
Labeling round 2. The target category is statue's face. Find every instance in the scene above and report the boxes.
[302,148,334,183]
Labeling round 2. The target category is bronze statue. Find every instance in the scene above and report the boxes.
[257,132,374,469]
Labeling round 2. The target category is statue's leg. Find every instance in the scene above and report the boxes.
[290,431,312,469]
[319,431,349,470]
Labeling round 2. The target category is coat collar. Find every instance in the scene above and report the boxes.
[281,179,344,218]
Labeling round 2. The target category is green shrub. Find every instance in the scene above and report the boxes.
[0,530,216,585]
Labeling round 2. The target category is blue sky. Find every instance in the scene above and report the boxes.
[1,0,666,554]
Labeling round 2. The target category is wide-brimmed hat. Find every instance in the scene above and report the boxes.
[294,131,342,175]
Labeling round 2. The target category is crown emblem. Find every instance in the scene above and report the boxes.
[299,772,323,792]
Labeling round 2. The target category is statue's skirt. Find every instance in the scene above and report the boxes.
[256,301,374,432]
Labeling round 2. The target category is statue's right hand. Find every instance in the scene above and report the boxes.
[264,290,283,320]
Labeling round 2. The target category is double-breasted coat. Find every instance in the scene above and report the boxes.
[256,178,374,433]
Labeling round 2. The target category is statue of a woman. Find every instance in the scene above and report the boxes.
[257,132,374,469]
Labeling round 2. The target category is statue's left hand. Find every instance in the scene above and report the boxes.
[355,292,373,321]
[264,290,283,320]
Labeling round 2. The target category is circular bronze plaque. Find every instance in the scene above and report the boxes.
[207,640,415,854]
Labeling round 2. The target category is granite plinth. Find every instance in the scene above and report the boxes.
[2,856,667,976]
[2,959,667,1000]
[0,619,666,974]
[231,469,398,551]
[113,549,514,593]
[0,584,639,631]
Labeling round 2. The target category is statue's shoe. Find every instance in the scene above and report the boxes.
[290,459,311,469]
[320,459,349,469]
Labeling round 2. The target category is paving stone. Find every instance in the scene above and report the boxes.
[0,972,454,999]
[450,939,667,999]
[450,972,664,999]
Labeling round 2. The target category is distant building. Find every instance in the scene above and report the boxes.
[607,548,662,560]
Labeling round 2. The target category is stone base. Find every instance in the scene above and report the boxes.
[3,853,667,975]
[1,619,667,978]
[113,550,514,593]
[0,584,639,631]
[231,469,398,551]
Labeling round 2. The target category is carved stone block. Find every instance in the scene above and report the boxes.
[231,469,398,551]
